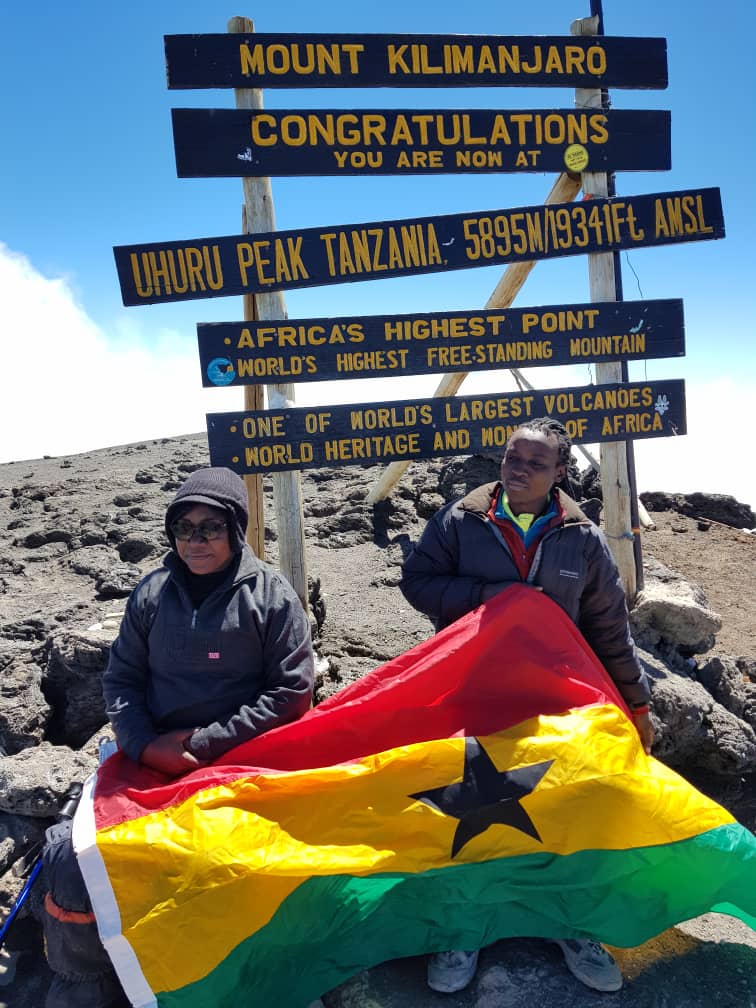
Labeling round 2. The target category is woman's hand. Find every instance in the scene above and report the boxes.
[140,729,207,777]
[633,711,655,755]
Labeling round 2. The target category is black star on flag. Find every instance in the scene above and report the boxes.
[410,737,554,858]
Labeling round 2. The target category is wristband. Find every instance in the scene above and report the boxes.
[630,704,649,718]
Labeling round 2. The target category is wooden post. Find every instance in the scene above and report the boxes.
[228,16,308,609]
[242,205,265,561]
[572,14,636,600]
[366,171,581,505]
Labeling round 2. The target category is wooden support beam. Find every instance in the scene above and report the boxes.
[572,14,636,600]
[229,16,308,609]
[365,171,582,505]
[241,206,265,561]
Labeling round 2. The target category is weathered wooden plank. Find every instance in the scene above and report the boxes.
[164,33,668,89]
[171,108,671,177]
[206,379,686,474]
[197,298,685,386]
[227,14,308,605]
[114,188,724,306]
[573,13,636,598]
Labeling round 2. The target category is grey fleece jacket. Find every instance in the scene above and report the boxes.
[102,546,314,763]
[400,483,649,707]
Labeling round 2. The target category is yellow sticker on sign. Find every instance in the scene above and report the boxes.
[564,143,590,172]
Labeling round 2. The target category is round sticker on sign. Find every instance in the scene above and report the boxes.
[207,357,236,386]
[564,144,589,173]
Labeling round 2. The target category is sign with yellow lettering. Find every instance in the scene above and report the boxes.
[114,188,723,306]
[198,298,684,387]
[206,380,685,474]
[164,33,668,90]
[171,108,670,177]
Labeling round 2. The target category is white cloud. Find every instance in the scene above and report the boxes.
[632,379,754,508]
[1,246,753,511]
[0,245,240,464]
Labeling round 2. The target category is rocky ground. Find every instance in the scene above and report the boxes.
[638,505,756,659]
[0,434,754,1007]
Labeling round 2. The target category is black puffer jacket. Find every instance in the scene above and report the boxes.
[400,484,649,706]
[103,546,314,763]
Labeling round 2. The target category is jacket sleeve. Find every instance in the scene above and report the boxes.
[101,580,162,762]
[400,505,504,629]
[187,575,315,762]
[577,528,650,707]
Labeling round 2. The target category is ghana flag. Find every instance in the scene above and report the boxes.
[73,586,756,1008]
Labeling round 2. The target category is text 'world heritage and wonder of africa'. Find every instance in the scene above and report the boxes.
[206,381,686,474]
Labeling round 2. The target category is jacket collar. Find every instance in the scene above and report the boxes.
[163,543,261,586]
[459,482,590,525]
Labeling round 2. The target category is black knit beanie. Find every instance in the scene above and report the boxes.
[165,467,248,554]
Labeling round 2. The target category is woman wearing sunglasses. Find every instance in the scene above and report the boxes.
[43,467,314,1008]
[102,464,314,776]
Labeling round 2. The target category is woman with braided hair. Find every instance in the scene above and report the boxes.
[400,417,653,996]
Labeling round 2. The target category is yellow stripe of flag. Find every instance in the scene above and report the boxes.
[97,704,733,988]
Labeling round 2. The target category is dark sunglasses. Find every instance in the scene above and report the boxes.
[170,519,227,542]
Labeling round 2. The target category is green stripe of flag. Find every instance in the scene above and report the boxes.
[157,823,756,1008]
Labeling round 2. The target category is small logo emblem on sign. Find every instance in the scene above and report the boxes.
[564,144,589,173]
[654,394,670,416]
[207,358,236,386]
[208,652,220,660]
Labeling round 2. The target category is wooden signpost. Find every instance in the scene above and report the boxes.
[228,14,305,597]
[206,380,686,474]
[197,298,685,387]
[114,187,723,306]
[574,12,636,595]
[110,18,725,602]
[171,107,671,177]
[164,33,668,90]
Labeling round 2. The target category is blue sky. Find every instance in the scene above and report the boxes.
[2,0,754,507]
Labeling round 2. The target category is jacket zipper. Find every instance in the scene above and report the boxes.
[479,513,568,584]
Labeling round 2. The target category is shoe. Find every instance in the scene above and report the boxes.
[427,949,480,993]
[554,939,623,992]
